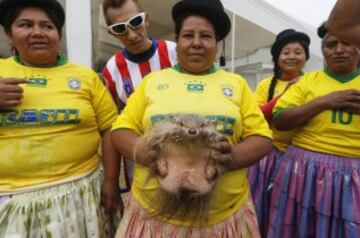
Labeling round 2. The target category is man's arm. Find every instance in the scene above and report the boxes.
[274,89,360,131]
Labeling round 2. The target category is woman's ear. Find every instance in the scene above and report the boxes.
[7,36,15,51]
[7,34,17,55]
[175,43,179,55]
[7,34,13,47]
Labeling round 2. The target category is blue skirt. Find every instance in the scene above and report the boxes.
[248,147,283,236]
[267,146,360,238]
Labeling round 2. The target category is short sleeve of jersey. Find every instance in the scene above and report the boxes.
[254,78,270,105]
[238,77,272,140]
[111,76,148,135]
[102,66,117,100]
[273,76,307,115]
[90,71,118,131]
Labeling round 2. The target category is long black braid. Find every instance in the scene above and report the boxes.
[267,64,281,102]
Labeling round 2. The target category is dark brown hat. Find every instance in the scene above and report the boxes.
[0,0,65,29]
[172,0,231,41]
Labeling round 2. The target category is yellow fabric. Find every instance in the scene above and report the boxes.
[274,70,360,158]
[255,77,298,152]
[0,57,117,191]
[112,68,272,226]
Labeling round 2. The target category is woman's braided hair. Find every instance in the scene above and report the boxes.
[267,64,281,102]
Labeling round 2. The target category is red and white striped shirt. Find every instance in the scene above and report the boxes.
[102,39,177,104]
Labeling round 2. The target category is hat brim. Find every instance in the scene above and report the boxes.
[0,0,65,27]
[277,32,310,46]
[172,1,231,41]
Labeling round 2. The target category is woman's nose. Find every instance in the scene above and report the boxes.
[192,35,201,48]
[31,25,43,36]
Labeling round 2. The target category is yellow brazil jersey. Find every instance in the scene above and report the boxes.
[0,57,117,192]
[255,77,299,152]
[112,67,272,226]
[274,69,360,158]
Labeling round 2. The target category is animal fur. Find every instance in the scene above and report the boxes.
[134,114,226,223]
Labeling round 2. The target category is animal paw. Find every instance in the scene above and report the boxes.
[156,158,168,178]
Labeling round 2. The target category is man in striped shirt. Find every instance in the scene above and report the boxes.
[101,0,177,194]
[102,0,177,110]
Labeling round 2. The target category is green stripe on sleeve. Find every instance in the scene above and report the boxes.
[273,108,288,120]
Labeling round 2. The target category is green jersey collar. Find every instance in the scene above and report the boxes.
[324,68,360,83]
[14,53,68,67]
[173,64,217,75]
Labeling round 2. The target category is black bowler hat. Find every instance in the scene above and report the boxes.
[0,0,65,30]
[271,29,311,61]
[317,22,328,39]
[172,0,231,41]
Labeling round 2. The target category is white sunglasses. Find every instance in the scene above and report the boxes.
[108,12,145,35]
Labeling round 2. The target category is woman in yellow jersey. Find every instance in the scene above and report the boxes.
[110,0,273,237]
[268,23,360,238]
[0,0,121,237]
[248,29,310,236]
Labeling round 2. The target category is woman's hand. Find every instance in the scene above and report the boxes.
[275,89,360,131]
[0,77,27,108]
[209,134,233,170]
[133,137,159,167]
[317,89,360,113]
[209,135,272,171]
[101,178,124,215]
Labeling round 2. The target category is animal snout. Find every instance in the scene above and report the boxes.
[188,128,198,135]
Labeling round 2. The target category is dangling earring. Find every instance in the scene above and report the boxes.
[323,61,328,68]
[219,40,226,67]
[8,39,15,55]
[11,46,16,56]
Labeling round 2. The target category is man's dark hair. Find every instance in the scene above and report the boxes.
[102,0,143,26]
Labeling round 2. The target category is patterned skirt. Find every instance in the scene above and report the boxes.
[267,146,360,238]
[248,147,283,236]
[115,194,260,238]
[0,167,119,238]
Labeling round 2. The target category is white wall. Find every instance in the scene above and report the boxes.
[231,47,324,90]
[65,0,92,67]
